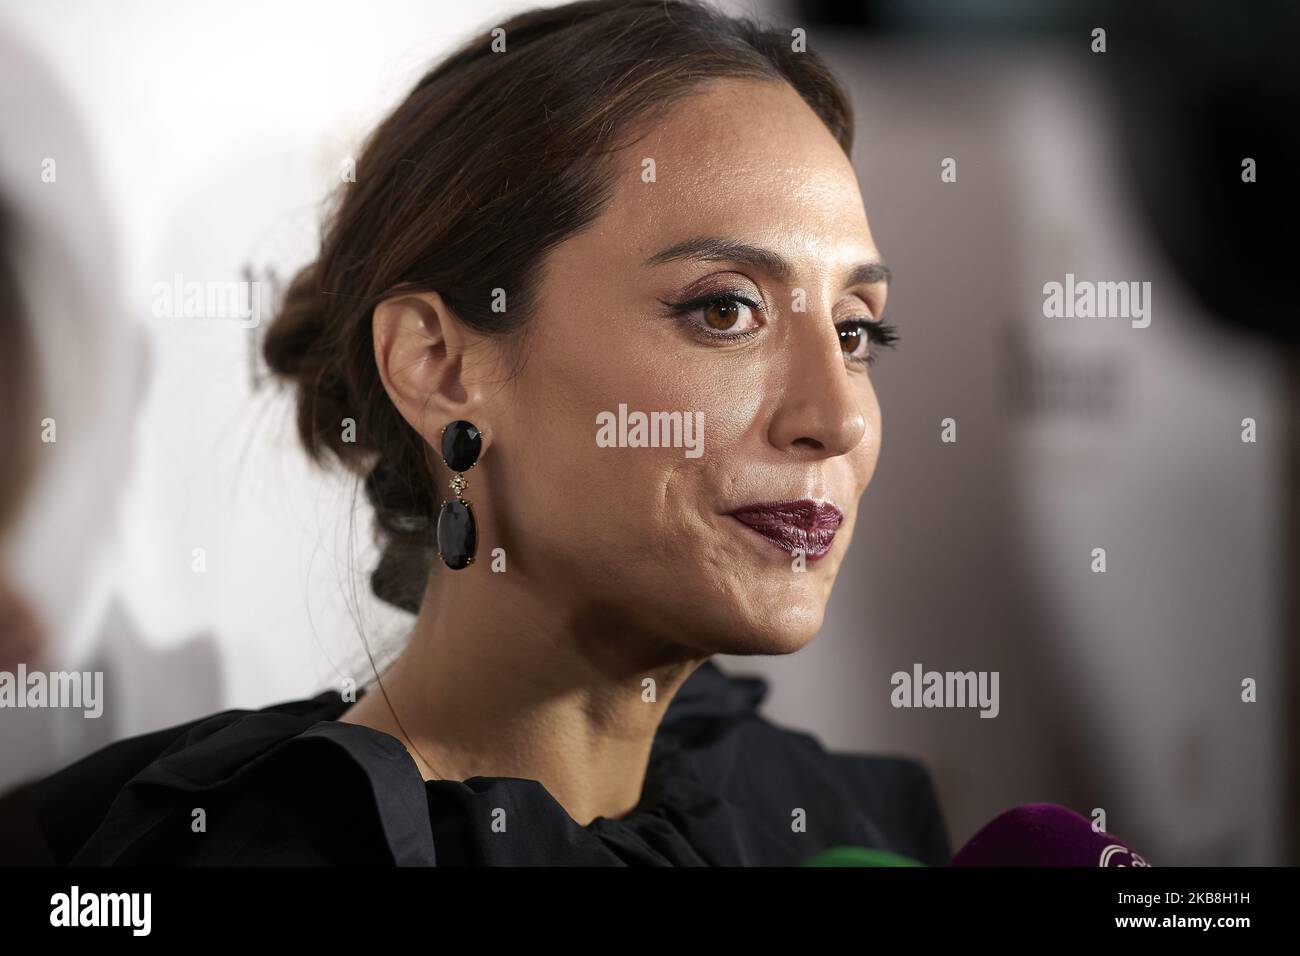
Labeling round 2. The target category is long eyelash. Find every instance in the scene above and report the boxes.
[660,289,762,316]
[841,317,899,366]
[658,289,763,340]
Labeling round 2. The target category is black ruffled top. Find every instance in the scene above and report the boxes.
[3,660,951,866]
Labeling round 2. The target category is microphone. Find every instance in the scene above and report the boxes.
[950,803,1152,867]
[802,846,926,867]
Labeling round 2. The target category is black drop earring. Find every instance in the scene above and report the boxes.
[436,420,481,570]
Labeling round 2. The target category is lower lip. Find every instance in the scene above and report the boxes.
[728,516,837,562]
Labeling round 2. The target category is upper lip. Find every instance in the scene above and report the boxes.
[727,499,844,530]
[725,499,845,559]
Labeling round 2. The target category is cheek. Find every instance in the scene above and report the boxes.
[516,310,761,480]
[491,318,764,575]
[487,329,670,550]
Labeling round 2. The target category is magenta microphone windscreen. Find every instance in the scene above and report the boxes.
[950,803,1152,867]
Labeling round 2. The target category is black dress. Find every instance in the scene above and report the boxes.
[0,660,951,866]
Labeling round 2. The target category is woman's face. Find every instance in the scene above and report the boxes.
[483,77,889,657]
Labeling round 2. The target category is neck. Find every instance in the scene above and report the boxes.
[352,564,708,826]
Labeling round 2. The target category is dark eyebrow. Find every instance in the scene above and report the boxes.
[642,236,891,288]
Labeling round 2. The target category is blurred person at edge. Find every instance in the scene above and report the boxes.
[0,28,145,684]
[0,202,42,672]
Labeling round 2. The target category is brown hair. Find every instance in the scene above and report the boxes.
[262,0,854,612]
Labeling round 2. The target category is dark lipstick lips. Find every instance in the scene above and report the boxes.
[727,499,844,561]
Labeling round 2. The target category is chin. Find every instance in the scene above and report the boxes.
[696,602,826,657]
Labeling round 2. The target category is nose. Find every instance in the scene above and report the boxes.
[766,312,869,458]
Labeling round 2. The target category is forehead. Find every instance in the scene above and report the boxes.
[592,77,879,272]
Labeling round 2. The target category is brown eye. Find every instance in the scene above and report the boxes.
[704,298,744,330]
[660,289,764,343]
[676,292,761,337]
[836,317,899,367]
[838,323,866,359]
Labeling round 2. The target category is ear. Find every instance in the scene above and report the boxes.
[372,290,489,453]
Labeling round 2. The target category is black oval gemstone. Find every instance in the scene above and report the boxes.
[440,420,481,472]
[437,498,476,569]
